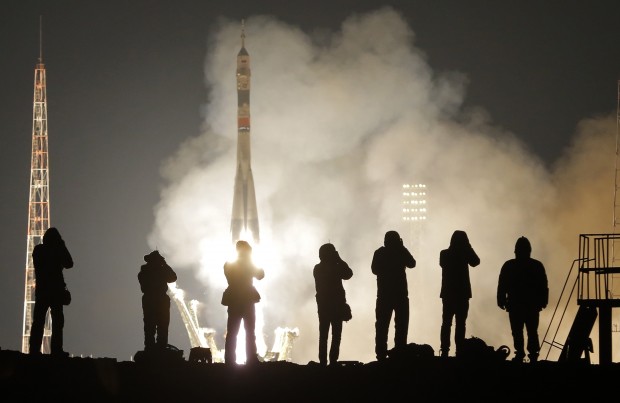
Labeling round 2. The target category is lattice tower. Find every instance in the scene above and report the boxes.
[21,20,52,353]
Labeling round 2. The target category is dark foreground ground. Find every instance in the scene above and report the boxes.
[1,347,617,402]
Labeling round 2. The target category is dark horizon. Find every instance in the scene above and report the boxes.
[1,345,617,402]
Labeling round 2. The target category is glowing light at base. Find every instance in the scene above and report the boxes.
[168,230,299,364]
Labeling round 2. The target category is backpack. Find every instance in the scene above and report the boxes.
[459,336,510,362]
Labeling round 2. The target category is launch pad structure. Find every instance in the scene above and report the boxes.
[542,81,620,365]
[542,233,620,365]
[21,19,52,354]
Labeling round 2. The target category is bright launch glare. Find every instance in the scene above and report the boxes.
[149,8,617,364]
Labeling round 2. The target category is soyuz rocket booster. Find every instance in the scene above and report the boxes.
[230,21,260,244]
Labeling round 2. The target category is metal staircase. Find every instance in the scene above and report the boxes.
[542,233,620,364]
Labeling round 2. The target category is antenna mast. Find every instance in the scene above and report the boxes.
[38,15,43,63]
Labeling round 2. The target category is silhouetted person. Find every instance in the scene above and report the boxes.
[497,236,548,363]
[29,227,74,356]
[371,230,416,360]
[138,250,177,351]
[222,240,265,365]
[313,243,353,366]
[439,230,480,358]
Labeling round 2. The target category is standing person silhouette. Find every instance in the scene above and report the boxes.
[439,230,480,358]
[371,230,416,361]
[222,240,265,365]
[497,236,548,363]
[313,243,353,366]
[29,227,74,357]
[138,250,177,351]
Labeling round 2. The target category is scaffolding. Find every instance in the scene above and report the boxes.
[541,81,620,364]
[542,234,620,364]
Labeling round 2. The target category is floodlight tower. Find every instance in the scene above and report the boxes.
[402,184,427,253]
[22,19,52,353]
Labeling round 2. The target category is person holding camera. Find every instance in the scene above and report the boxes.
[438,230,480,358]
[313,243,353,366]
[29,227,74,357]
[222,240,265,365]
[371,230,416,361]
[138,250,177,352]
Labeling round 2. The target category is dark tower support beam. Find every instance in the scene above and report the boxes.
[599,305,612,364]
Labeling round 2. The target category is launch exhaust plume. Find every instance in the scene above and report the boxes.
[149,7,616,364]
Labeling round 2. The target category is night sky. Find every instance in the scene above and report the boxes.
[1,1,619,364]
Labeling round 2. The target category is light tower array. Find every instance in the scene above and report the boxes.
[21,23,52,354]
[402,183,427,252]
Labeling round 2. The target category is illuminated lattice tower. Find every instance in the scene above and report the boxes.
[402,184,427,254]
[21,25,52,354]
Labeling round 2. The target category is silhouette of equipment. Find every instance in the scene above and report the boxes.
[61,287,71,305]
[134,344,184,364]
[189,347,213,363]
[558,305,597,363]
[457,336,510,362]
[387,343,435,362]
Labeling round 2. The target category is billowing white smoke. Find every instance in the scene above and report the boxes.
[149,7,616,364]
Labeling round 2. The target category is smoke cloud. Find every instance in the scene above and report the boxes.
[149,7,616,364]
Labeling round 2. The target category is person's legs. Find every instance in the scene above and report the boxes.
[508,309,526,361]
[329,320,343,365]
[49,304,65,354]
[29,299,49,354]
[524,310,540,362]
[243,305,258,363]
[375,298,392,360]
[142,296,156,350]
[454,299,469,356]
[318,315,330,365]
[393,296,410,350]
[440,299,455,356]
[225,307,242,364]
[155,297,171,348]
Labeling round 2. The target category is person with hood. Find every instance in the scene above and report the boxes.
[497,236,548,363]
[222,240,265,365]
[313,243,353,366]
[29,227,74,356]
[371,230,416,361]
[138,250,177,351]
[439,230,480,358]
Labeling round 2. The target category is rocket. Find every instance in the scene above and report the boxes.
[230,21,260,244]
